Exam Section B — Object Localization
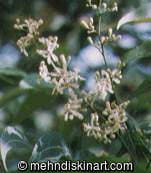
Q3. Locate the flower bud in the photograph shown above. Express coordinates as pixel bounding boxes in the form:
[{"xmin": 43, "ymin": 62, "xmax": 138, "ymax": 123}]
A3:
[
  {"xmin": 102, "ymin": 3, "xmax": 107, "ymax": 9},
  {"xmin": 108, "ymin": 28, "xmax": 113, "ymax": 38},
  {"xmin": 87, "ymin": 36, "xmax": 94, "ymax": 44},
  {"xmin": 81, "ymin": 20, "xmax": 89, "ymax": 29}
]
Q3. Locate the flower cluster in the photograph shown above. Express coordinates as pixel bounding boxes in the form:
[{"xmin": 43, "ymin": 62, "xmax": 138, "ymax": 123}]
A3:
[
  {"xmin": 86, "ymin": 0, "xmax": 118, "ymax": 12},
  {"xmin": 82, "ymin": 0, "xmax": 121, "ymax": 46},
  {"xmin": 14, "ymin": 18, "xmax": 43, "ymax": 56},
  {"xmin": 81, "ymin": 17, "xmax": 96, "ymax": 34},
  {"xmin": 103, "ymin": 101, "xmax": 129, "ymax": 134},
  {"xmin": 37, "ymin": 36, "xmax": 59, "ymax": 66},
  {"xmin": 83, "ymin": 101, "xmax": 129, "ymax": 143},
  {"xmin": 15, "ymin": 18, "xmax": 85, "ymax": 122},
  {"xmin": 93, "ymin": 69, "xmax": 122, "ymax": 100},
  {"xmin": 35, "ymin": 28, "xmax": 86, "ymax": 119},
  {"xmin": 15, "ymin": 0, "xmax": 130, "ymax": 144},
  {"xmin": 81, "ymin": 0, "xmax": 130, "ymax": 143},
  {"xmin": 100, "ymin": 28, "xmax": 122, "ymax": 44},
  {"xmin": 83, "ymin": 112, "xmax": 101, "ymax": 139},
  {"xmin": 83, "ymin": 68, "xmax": 122, "ymax": 102},
  {"xmin": 39, "ymin": 61, "xmax": 51, "ymax": 83},
  {"xmin": 63, "ymin": 91, "xmax": 84, "ymax": 121},
  {"xmin": 50, "ymin": 65, "xmax": 84, "ymax": 95},
  {"xmin": 37, "ymin": 36, "xmax": 84, "ymax": 94}
]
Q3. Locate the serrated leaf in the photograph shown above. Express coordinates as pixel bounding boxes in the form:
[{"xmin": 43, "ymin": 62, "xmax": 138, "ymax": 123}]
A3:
[
  {"xmin": 20, "ymin": 73, "xmax": 53, "ymax": 90},
  {"xmin": 123, "ymin": 41, "xmax": 151, "ymax": 64},
  {"xmin": 0, "ymin": 88, "xmax": 30, "ymax": 108},
  {"xmin": 0, "ymin": 126, "xmax": 29, "ymax": 172},
  {"xmin": 117, "ymin": 3, "xmax": 151, "ymax": 30},
  {"xmin": 30, "ymin": 133, "xmax": 71, "ymax": 162},
  {"xmin": 0, "ymin": 67, "xmax": 26, "ymax": 78},
  {"xmin": 132, "ymin": 78, "xmax": 151, "ymax": 98},
  {"xmin": 117, "ymin": 16, "xmax": 151, "ymax": 30},
  {"xmin": 12, "ymin": 89, "xmax": 55, "ymax": 123},
  {"xmin": 0, "ymin": 73, "xmax": 53, "ymax": 109}
]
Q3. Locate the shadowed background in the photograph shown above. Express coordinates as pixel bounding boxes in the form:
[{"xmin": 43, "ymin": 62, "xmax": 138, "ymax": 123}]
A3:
[{"xmin": 0, "ymin": 0, "xmax": 151, "ymax": 172}]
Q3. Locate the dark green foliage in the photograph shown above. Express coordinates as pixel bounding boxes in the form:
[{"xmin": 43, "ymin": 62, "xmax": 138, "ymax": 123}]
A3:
[{"xmin": 0, "ymin": 0, "xmax": 151, "ymax": 172}]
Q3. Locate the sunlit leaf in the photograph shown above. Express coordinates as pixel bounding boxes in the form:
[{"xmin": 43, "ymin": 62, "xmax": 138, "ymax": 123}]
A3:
[
  {"xmin": 117, "ymin": 3, "xmax": 151, "ymax": 30},
  {"xmin": 20, "ymin": 73, "xmax": 53, "ymax": 90},
  {"xmin": 132, "ymin": 78, "xmax": 151, "ymax": 98},
  {"xmin": 117, "ymin": 16, "xmax": 151, "ymax": 30},
  {"xmin": 0, "ymin": 67, "xmax": 26, "ymax": 78},
  {"xmin": 123, "ymin": 41, "xmax": 151, "ymax": 64},
  {"xmin": 30, "ymin": 133, "xmax": 71, "ymax": 162},
  {"xmin": 0, "ymin": 88, "xmax": 30, "ymax": 108},
  {"xmin": 0, "ymin": 126, "xmax": 30, "ymax": 172},
  {"xmin": 12, "ymin": 89, "xmax": 56, "ymax": 123}
]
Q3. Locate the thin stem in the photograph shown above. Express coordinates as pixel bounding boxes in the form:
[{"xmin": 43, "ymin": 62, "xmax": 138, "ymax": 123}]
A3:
[
  {"xmin": 95, "ymin": 1, "xmax": 149, "ymax": 165},
  {"xmin": 118, "ymin": 132, "xmax": 136, "ymax": 163},
  {"xmin": 98, "ymin": 16, "xmax": 108, "ymax": 68},
  {"xmin": 98, "ymin": 37, "xmax": 120, "ymax": 103},
  {"xmin": 98, "ymin": 16, "xmax": 101, "ymax": 36},
  {"xmin": 97, "ymin": 14, "xmax": 121, "ymax": 104},
  {"xmin": 97, "ymin": 14, "xmax": 107, "ymax": 67},
  {"xmin": 100, "ymin": 43, "xmax": 108, "ymax": 68},
  {"xmin": 99, "ymin": 0, "xmax": 102, "ymax": 7}
]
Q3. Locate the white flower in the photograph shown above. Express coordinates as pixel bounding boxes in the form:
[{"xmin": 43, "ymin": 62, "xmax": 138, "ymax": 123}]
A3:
[
  {"xmin": 16, "ymin": 34, "xmax": 33, "ymax": 56},
  {"xmin": 37, "ymin": 36, "xmax": 59, "ymax": 65},
  {"xmin": 51, "ymin": 66, "xmax": 84, "ymax": 95},
  {"xmin": 92, "ymin": 70, "xmax": 113, "ymax": 100},
  {"xmin": 14, "ymin": 18, "xmax": 43, "ymax": 56},
  {"xmin": 107, "ymin": 68, "xmax": 122, "ymax": 84},
  {"xmin": 14, "ymin": 18, "xmax": 43, "ymax": 35},
  {"xmin": 83, "ymin": 101, "xmax": 129, "ymax": 143},
  {"xmin": 38, "ymin": 52, "xmax": 84, "ymax": 94},
  {"xmin": 103, "ymin": 101, "xmax": 129, "ymax": 133},
  {"xmin": 39, "ymin": 61, "xmax": 51, "ymax": 82},
  {"xmin": 81, "ymin": 17, "xmax": 96, "ymax": 34},
  {"xmin": 63, "ymin": 92, "xmax": 83, "ymax": 121},
  {"xmin": 49, "ymin": 54, "xmax": 84, "ymax": 94},
  {"xmin": 91, "ymin": 68, "xmax": 122, "ymax": 100},
  {"xmin": 83, "ymin": 113, "xmax": 102, "ymax": 140},
  {"xmin": 24, "ymin": 18, "xmax": 43, "ymax": 35}
]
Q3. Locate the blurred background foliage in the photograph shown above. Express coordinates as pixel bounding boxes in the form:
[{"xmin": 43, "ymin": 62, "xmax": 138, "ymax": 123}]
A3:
[{"xmin": 1, "ymin": 0, "xmax": 151, "ymax": 172}]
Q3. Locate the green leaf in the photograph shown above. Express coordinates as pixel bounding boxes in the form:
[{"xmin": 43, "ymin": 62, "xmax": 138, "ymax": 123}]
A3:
[
  {"xmin": 0, "ymin": 68, "xmax": 26, "ymax": 85},
  {"xmin": 0, "ymin": 67, "xmax": 26, "ymax": 78},
  {"xmin": 117, "ymin": 16, "xmax": 151, "ymax": 30},
  {"xmin": 30, "ymin": 133, "xmax": 71, "ymax": 162},
  {"xmin": 0, "ymin": 88, "xmax": 31, "ymax": 108},
  {"xmin": 0, "ymin": 75, "xmax": 18, "ymax": 85},
  {"xmin": 117, "ymin": 3, "xmax": 151, "ymax": 30},
  {"xmin": 0, "ymin": 73, "xmax": 56, "ymax": 123},
  {"xmin": 123, "ymin": 41, "xmax": 151, "ymax": 64},
  {"xmin": 12, "ymin": 89, "xmax": 54, "ymax": 124},
  {"xmin": 0, "ymin": 126, "xmax": 30, "ymax": 172},
  {"xmin": 20, "ymin": 73, "xmax": 54, "ymax": 90},
  {"xmin": 0, "ymin": 73, "xmax": 53, "ymax": 109},
  {"xmin": 132, "ymin": 78, "xmax": 151, "ymax": 98}
]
